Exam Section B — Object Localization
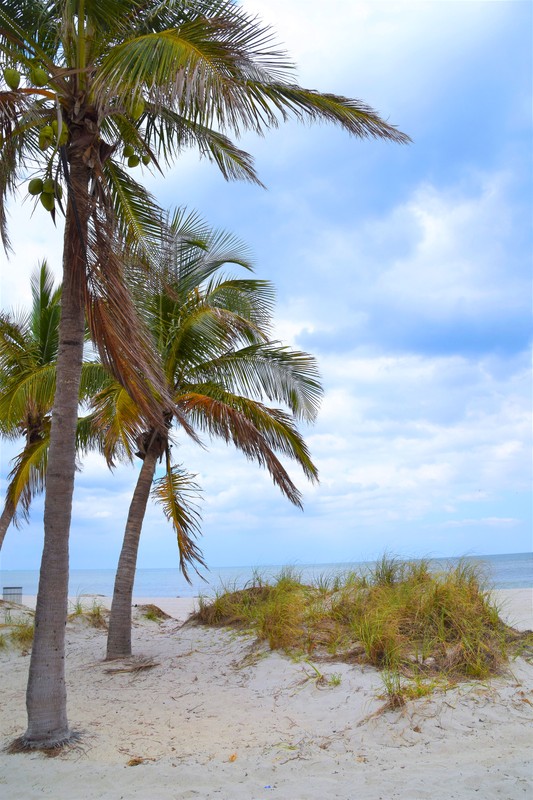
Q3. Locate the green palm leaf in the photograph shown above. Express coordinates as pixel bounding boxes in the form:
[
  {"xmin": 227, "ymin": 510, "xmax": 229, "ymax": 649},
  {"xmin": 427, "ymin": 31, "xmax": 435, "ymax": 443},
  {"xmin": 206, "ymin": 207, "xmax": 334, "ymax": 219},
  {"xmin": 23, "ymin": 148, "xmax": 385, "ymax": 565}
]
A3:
[{"xmin": 151, "ymin": 456, "xmax": 204, "ymax": 582}]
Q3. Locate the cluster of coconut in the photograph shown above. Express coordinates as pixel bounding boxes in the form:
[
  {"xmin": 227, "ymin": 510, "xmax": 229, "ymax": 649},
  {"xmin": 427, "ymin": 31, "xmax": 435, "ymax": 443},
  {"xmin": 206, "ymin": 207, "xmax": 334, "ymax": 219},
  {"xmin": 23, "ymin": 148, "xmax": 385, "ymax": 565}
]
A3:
[
  {"xmin": 28, "ymin": 177, "xmax": 62, "ymax": 212},
  {"xmin": 39, "ymin": 119, "xmax": 68, "ymax": 150},
  {"xmin": 123, "ymin": 144, "xmax": 151, "ymax": 168},
  {"xmin": 3, "ymin": 63, "xmax": 48, "ymax": 90}
]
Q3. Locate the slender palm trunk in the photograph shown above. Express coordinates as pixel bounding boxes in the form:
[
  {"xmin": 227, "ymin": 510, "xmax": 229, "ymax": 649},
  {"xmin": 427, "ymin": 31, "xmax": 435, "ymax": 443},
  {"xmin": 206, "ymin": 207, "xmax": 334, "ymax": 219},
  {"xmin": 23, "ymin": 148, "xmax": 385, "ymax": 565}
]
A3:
[
  {"xmin": 0, "ymin": 500, "xmax": 14, "ymax": 550},
  {"xmin": 23, "ymin": 157, "xmax": 88, "ymax": 748},
  {"xmin": 106, "ymin": 449, "xmax": 158, "ymax": 660}
]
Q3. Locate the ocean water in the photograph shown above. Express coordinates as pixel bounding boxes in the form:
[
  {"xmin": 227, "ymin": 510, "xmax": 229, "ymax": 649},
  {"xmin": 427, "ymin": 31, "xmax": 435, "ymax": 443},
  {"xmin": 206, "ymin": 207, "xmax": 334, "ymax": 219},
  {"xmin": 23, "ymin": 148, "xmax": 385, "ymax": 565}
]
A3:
[{"xmin": 1, "ymin": 551, "xmax": 531, "ymax": 598}]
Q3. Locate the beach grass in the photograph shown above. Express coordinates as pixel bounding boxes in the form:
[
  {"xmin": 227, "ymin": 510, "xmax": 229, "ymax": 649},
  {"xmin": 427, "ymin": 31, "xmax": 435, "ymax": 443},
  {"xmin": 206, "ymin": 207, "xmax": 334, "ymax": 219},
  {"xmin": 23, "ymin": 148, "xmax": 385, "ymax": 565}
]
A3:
[
  {"xmin": 193, "ymin": 557, "xmax": 531, "ymax": 689},
  {"xmin": 8, "ymin": 619, "xmax": 35, "ymax": 647},
  {"xmin": 67, "ymin": 599, "xmax": 108, "ymax": 629}
]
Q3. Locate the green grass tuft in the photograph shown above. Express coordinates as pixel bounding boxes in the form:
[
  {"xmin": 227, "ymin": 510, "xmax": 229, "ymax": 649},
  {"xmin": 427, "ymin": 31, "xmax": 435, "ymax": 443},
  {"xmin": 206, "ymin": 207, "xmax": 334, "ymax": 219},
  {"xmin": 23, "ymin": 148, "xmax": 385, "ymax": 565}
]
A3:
[{"xmin": 193, "ymin": 557, "xmax": 528, "ymax": 694}]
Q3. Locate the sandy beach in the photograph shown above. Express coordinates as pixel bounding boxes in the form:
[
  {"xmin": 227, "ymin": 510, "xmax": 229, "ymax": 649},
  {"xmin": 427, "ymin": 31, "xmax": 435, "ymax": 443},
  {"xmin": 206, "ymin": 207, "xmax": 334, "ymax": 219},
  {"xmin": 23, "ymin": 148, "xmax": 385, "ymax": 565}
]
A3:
[{"xmin": 1, "ymin": 589, "xmax": 531, "ymax": 799}]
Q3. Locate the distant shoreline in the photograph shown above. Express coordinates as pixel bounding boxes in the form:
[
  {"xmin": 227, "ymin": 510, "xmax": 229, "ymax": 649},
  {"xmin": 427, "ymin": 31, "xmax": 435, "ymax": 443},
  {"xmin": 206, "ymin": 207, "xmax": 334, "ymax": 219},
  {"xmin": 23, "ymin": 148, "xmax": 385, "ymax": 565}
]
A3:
[{"xmin": 2, "ymin": 552, "xmax": 532, "ymax": 597}]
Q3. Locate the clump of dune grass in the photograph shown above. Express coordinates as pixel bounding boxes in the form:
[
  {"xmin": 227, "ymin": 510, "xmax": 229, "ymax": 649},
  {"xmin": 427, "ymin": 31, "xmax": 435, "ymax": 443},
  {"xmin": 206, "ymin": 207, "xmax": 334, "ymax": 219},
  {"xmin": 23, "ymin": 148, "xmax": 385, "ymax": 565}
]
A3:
[
  {"xmin": 9, "ymin": 619, "xmax": 35, "ymax": 647},
  {"xmin": 68, "ymin": 600, "xmax": 108, "ymax": 629},
  {"xmin": 137, "ymin": 604, "xmax": 171, "ymax": 622},
  {"xmin": 192, "ymin": 557, "xmax": 531, "ymax": 691}
]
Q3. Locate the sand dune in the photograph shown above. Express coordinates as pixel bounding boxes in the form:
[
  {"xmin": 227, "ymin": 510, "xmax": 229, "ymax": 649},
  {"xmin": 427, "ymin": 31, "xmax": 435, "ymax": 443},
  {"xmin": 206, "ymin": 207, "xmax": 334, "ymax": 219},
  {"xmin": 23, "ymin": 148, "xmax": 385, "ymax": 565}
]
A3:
[{"xmin": 1, "ymin": 589, "xmax": 531, "ymax": 799}]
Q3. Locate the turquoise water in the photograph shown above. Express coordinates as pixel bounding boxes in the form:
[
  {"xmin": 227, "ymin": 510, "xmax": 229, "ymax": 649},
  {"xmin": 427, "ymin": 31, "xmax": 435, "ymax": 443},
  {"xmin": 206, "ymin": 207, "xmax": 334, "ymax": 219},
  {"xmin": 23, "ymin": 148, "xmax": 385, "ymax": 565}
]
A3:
[{"xmin": 1, "ymin": 552, "xmax": 531, "ymax": 598}]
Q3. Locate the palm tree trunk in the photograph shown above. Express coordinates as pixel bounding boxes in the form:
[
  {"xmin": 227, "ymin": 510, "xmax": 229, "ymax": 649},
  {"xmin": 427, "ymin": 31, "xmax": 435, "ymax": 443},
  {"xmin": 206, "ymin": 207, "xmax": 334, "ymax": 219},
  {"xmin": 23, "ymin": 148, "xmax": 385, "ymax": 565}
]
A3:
[
  {"xmin": 106, "ymin": 448, "xmax": 158, "ymax": 660},
  {"xmin": 22, "ymin": 156, "xmax": 89, "ymax": 748},
  {"xmin": 0, "ymin": 499, "xmax": 14, "ymax": 551}
]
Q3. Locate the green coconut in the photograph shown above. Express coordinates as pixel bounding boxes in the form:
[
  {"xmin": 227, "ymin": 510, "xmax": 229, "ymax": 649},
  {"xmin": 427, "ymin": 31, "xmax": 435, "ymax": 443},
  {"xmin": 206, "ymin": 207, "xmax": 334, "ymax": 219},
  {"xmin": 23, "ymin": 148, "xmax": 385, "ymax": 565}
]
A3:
[
  {"xmin": 39, "ymin": 126, "xmax": 54, "ymax": 150},
  {"xmin": 123, "ymin": 144, "xmax": 135, "ymax": 158},
  {"xmin": 42, "ymin": 177, "xmax": 56, "ymax": 193},
  {"xmin": 141, "ymin": 154, "xmax": 151, "ymax": 165},
  {"xmin": 3, "ymin": 68, "xmax": 20, "ymax": 90},
  {"xmin": 28, "ymin": 178, "xmax": 44, "ymax": 196},
  {"xmin": 40, "ymin": 192, "xmax": 55, "ymax": 212},
  {"xmin": 128, "ymin": 154, "xmax": 140, "ymax": 168},
  {"xmin": 29, "ymin": 66, "xmax": 48, "ymax": 86}
]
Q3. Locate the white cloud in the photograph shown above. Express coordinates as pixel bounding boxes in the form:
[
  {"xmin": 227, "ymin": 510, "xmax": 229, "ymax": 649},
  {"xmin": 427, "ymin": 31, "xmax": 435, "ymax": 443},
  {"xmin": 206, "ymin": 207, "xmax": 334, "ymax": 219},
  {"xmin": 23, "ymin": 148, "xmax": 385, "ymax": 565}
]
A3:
[{"xmin": 441, "ymin": 518, "xmax": 520, "ymax": 529}]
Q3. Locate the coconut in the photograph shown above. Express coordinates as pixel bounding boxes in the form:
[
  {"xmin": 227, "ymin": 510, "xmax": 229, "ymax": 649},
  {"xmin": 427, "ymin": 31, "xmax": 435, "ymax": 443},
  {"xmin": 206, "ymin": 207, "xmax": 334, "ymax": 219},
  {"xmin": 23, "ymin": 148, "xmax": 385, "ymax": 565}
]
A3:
[
  {"xmin": 123, "ymin": 144, "xmax": 135, "ymax": 158},
  {"xmin": 142, "ymin": 154, "xmax": 151, "ymax": 165},
  {"xmin": 39, "ymin": 126, "xmax": 54, "ymax": 150},
  {"xmin": 29, "ymin": 67, "xmax": 48, "ymax": 87},
  {"xmin": 28, "ymin": 178, "xmax": 44, "ymax": 196},
  {"xmin": 40, "ymin": 192, "xmax": 55, "ymax": 212},
  {"xmin": 42, "ymin": 177, "xmax": 55, "ymax": 194},
  {"xmin": 3, "ymin": 68, "xmax": 20, "ymax": 90},
  {"xmin": 128, "ymin": 155, "xmax": 140, "ymax": 168}
]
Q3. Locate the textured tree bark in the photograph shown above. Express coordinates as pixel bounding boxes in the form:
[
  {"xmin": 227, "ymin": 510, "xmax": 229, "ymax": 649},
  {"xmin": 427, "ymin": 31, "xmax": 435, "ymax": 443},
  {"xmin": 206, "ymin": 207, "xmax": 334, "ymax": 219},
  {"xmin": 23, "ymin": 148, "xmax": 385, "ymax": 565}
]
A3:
[
  {"xmin": 23, "ymin": 155, "xmax": 88, "ymax": 747},
  {"xmin": 106, "ymin": 448, "xmax": 159, "ymax": 660}
]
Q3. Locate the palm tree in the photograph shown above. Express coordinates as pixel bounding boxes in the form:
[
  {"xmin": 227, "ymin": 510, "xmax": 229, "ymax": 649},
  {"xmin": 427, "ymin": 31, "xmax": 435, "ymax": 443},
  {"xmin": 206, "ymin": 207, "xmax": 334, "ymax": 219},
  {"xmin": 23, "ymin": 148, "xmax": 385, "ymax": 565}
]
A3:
[
  {"xmin": 0, "ymin": 261, "xmax": 102, "ymax": 550},
  {"xmin": 1, "ymin": 0, "xmax": 409, "ymax": 749},
  {"xmin": 94, "ymin": 210, "xmax": 322, "ymax": 659},
  {"xmin": 0, "ymin": 262, "xmax": 59, "ymax": 550}
]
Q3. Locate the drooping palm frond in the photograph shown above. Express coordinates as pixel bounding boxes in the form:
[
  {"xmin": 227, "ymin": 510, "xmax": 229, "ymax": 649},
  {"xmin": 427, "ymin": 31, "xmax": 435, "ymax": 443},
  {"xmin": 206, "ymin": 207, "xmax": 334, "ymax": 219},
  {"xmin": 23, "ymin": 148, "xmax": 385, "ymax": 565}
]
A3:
[
  {"xmin": 177, "ymin": 387, "xmax": 318, "ymax": 484},
  {"xmin": 83, "ymin": 201, "xmax": 174, "ymax": 433},
  {"xmin": 175, "ymin": 391, "xmax": 304, "ymax": 507},
  {"xmin": 141, "ymin": 106, "xmax": 264, "ymax": 184},
  {"xmin": 151, "ymin": 455, "xmax": 204, "ymax": 582},
  {"xmin": 3, "ymin": 426, "xmax": 49, "ymax": 527},
  {"xmin": 101, "ymin": 159, "xmax": 165, "ymax": 256}
]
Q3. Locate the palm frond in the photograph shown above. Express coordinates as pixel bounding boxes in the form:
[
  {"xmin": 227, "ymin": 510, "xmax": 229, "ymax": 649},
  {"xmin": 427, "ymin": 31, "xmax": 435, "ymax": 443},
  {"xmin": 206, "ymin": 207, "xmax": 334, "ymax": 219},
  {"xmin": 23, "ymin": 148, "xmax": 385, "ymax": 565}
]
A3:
[
  {"xmin": 151, "ymin": 456, "xmax": 205, "ymax": 582},
  {"xmin": 190, "ymin": 342, "xmax": 322, "ymax": 422},
  {"xmin": 0, "ymin": 362, "xmax": 56, "ymax": 431},
  {"xmin": 87, "ymin": 380, "xmax": 143, "ymax": 465},
  {"xmin": 101, "ymin": 158, "xmax": 165, "ymax": 256},
  {"xmin": 178, "ymin": 387, "xmax": 318, "ymax": 484},
  {"xmin": 176, "ymin": 391, "xmax": 307, "ymax": 506},
  {"xmin": 3, "ymin": 428, "xmax": 49, "ymax": 527}
]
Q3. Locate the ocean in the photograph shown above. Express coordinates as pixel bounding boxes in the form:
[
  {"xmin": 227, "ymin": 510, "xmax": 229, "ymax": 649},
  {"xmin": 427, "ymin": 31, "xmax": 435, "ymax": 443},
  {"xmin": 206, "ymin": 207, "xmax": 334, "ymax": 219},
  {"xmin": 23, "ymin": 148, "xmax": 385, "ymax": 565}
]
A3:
[{"xmin": 1, "ymin": 551, "xmax": 531, "ymax": 599}]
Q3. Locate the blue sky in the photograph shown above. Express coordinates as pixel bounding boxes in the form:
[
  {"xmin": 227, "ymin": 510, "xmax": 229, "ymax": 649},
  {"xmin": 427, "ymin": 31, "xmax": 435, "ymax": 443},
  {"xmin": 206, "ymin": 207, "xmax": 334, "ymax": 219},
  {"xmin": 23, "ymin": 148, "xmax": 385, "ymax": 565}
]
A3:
[{"xmin": 0, "ymin": 0, "xmax": 531, "ymax": 572}]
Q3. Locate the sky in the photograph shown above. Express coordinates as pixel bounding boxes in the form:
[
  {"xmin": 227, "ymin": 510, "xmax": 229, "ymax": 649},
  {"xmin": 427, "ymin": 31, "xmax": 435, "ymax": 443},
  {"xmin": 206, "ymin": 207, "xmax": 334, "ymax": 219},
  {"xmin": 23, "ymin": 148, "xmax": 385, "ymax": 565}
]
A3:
[{"xmin": 0, "ymin": 0, "xmax": 531, "ymax": 573}]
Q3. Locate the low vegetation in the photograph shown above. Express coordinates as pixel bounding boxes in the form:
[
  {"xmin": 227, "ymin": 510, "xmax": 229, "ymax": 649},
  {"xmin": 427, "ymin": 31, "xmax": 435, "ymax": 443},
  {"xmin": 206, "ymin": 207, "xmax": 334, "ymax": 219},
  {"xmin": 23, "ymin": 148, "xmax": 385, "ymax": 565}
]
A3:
[
  {"xmin": 0, "ymin": 602, "xmax": 35, "ymax": 648},
  {"xmin": 136, "ymin": 604, "xmax": 172, "ymax": 623},
  {"xmin": 68, "ymin": 598, "xmax": 108, "ymax": 629},
  {"xmin": 193, "ymin": 558, "xmax": 531, "ymax": 699}
]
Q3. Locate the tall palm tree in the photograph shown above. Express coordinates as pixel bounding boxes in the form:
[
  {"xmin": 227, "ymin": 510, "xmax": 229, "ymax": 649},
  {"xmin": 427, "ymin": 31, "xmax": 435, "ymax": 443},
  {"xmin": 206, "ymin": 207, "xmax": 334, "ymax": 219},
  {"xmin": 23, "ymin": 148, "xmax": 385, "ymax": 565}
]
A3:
[
  {"xmin": 94, "ymin": 210, "xmax": 322, "ymax": 659},
  {"xmin": 0, "ymin": 0, "xmax": 408, "ymax": 749}
]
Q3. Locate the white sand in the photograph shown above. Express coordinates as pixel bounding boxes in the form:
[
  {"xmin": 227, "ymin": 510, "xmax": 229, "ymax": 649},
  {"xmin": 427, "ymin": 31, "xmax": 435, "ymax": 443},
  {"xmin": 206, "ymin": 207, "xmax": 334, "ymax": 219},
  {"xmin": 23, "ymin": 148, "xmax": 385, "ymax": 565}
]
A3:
[{"xmin": 1, "ymin": 589, "xmax": 531, "ymax": 799}]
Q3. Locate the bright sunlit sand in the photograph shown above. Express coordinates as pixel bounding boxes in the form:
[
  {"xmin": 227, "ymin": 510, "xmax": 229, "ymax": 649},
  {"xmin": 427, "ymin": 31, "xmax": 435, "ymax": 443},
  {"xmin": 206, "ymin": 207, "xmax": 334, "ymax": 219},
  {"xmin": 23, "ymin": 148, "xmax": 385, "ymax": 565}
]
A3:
[{"xmin": 1, "ymin": 588, "xmax": 531, "ymax": 799}]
